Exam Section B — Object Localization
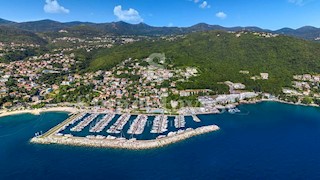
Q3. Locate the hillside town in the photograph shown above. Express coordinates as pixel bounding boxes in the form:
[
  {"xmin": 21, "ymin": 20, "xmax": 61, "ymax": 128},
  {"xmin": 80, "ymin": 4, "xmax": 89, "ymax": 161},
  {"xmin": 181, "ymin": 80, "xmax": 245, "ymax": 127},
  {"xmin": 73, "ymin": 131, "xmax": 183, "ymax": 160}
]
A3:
[
  {"xmin": 0, "ymin": 47, "xmax": 204, "ymax": 113},
  {"xmin": 1, "ymin": 30, "xmax": 320, "ymax": 115},
  {"xmin": 48, "ymin": 32, "xmax": 143, "ymax": 51},
  {"xmin": 1, "ymin": 42, "xmax": 320, "ymax": 115},
  {"xmin": 282, "ymin": 74, "xmax": 320, "ymax": 104},
  {"xmin": 0, "ymin": 42, "xmax": 265, "ymax": 115}
]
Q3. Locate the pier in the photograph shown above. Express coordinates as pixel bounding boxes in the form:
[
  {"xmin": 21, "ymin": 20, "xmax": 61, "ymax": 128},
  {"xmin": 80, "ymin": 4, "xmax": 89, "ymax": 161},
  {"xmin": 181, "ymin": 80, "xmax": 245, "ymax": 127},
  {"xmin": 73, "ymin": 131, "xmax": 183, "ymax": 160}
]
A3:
[
  {"xmin": 174, "ymin": 115, "xmax": 186, "ymax": 129},
  {"xmin": 89, "ymin": 114, "xmax": 115, "ymax": 133},
  {"xmin": 107, "ymin": 114, "xmax": 131, "ymax": 134},
  {"xmin": 192, "ymin": 115, "xmax": 201, "ymax": 123},
  {"xmin": 58, "ymin": 113, "xmax": 87, "ymax": 132},
  {"xmin": 127, "ymin": 115, "xmax": 148, "ymax": 135},
  {"xmin": 70, "ymin": 114, "xmax": 99, "ymax": 132},
  {"xmin": 151, "ymin": 115, "xmax": 168, "ymax": 134},
  {"xmin": 41, "ymin": 113, "xmax": 85, "ymax": 138}
]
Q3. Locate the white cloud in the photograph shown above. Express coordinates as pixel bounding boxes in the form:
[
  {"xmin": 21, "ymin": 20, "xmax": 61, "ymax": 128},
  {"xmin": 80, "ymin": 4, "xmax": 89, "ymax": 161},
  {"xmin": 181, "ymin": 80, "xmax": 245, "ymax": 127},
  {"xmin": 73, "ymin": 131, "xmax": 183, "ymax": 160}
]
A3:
[
  {"xmin": 199, "ymin": 1, "xmax": 211, "ymax": 9},
  {"xmin": 288, "ymin": 0, "xmax": 314, "ymax": 5},
  {"xmin": 44, "ymin": 0, "xmax": 70, "ymax": 14},
  {"xmin": 288, "ymin": 0, "xmax": 304, "ymax": 5},
  {"xmin": 216, "ymin": 12, "xmax": 227, "ymax": 19},
  {"xmin": 191, "ymin": 0, "xmax": 211, "ymax": 9},
  {"xmin": 113, "ymin": 5, "xmax": 143, "ymax": 24}
]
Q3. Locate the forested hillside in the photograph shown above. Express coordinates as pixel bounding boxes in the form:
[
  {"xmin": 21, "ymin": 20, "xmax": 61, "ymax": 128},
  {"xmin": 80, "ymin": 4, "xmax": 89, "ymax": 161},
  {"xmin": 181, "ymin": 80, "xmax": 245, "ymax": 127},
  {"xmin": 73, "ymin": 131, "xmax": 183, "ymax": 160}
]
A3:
[
  {"xmin": 0, "ymin": 26, "xmax": 47, "ymax": 45},
  {"xmin": 89, "ymin": 31, "xmax": 320, "ymax": 94}
]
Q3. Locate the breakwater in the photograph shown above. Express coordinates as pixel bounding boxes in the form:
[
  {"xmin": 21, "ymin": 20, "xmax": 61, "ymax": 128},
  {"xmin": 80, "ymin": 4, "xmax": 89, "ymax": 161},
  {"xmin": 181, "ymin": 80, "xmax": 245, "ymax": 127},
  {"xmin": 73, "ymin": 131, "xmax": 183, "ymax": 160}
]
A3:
[{"xmin": 31, "ymin": 125, "xmax": 220, "ymax": 150}]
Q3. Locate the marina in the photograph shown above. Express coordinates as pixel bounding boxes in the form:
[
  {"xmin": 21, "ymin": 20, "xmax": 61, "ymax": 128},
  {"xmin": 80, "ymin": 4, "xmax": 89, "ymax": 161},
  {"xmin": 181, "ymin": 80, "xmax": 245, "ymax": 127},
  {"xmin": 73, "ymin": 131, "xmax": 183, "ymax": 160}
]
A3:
[
  {"xmin": 174, "ymin": 115, "xmax": 186, "ymax": 129},
  {"xmin": 58, "ymin": 113, "xmax": 87, "ymax": 132},
  {"xmin": 89, "ymin": 114, "xmax": 115, "ymax": 133},
  {"xmin": 3, "ymin": 102, "xmax": 320, "ymax": 179},
  {"xmin": 70, "ymin": 114, "xmax": 99, "ymax": 132},
  {"xmin": 107, "ymin": 114, "xmax": 131, "ymax": 134},
  {"xmin": 31, "ymin": 125, "xmax": 220, "ymax": 150},
  {"xmin": 151, "ymin": 115, "xmax": 168, "ymax": 134},
  {"xmin": 127, "ymin": 115, "xmax": 148, "ymax": 135},
  {"xmin": 30, "ymin": 111, "xmax": 220, "ymax": 149}
]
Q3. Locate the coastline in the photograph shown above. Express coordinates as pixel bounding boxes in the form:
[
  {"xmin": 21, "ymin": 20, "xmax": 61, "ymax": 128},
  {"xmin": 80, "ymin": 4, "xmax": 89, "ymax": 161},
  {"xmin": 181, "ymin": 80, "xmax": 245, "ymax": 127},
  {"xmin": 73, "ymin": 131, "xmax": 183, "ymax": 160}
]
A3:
[
  {"xmin": 0, "ymin": 107, "xmax": 79, "ymax": 118},
  {"xmin": 0, "ymin": 99, "xmax": 318, "ymax": 119},
  {"xmin": 31, "ymin": 125, "xmax": 220, "ymax": 150},
  {"xmin": 27, "ymin": 100, "xmax": 318, "ymax": 150},
  {"xmin": 245, "ymin": 99, "xmax": 320, "ymax": 108}
]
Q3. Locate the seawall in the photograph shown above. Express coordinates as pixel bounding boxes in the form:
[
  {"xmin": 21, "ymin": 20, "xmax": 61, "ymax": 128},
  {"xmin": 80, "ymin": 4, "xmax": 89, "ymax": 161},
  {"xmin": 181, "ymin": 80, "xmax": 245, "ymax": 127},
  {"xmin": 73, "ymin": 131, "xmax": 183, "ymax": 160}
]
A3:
[{"xmin": 31, "ymin": 125, "xmax": 220, "ymax": 150}]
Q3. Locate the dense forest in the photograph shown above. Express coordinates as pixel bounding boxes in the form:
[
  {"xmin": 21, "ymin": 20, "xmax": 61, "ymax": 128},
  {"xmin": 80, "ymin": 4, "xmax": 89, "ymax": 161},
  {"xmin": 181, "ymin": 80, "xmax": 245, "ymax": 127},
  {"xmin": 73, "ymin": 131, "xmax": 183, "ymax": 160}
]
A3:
[
  {"xmin": 87, "ymin": 31, "xmax": 320, "ymax": 94},
  {"xmin": 0, "ymin": 26, "xmax": 47, "ymax": 45}
]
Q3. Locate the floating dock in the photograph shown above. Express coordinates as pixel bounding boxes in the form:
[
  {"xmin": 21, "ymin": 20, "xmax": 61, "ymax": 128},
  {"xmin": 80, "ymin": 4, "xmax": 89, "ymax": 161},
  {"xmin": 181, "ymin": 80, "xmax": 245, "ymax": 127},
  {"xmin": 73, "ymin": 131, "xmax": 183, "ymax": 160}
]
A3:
[
  {"xmin": 89, "ymin": 114, "xmax": 115, "ymax": 133},
  {"xmin": 70, "ymin": 114, "xmax": 99, "ymax": 132},
  {"xmin": 127, "ymin": 115, "xmax": 148, "ymax": 135},
  {"xmin": 151, "ymin": 115, "xmax": 168, "ymax": 134},
  {"xmin": 107, "ymin": 114, "xmax": 131, "ymax": 134},
  {"xmin": 174, "ymin": 115, "xmax": 186, "ymax": 128}
]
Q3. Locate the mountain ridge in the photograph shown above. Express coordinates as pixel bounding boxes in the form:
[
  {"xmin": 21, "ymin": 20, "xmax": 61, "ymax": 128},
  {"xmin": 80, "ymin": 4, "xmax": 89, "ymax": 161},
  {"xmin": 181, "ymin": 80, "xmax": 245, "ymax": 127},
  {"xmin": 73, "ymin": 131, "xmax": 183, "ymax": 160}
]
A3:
[{"xmin": 0, "ymin": 18, "xmax": 320, "ymax": 40}]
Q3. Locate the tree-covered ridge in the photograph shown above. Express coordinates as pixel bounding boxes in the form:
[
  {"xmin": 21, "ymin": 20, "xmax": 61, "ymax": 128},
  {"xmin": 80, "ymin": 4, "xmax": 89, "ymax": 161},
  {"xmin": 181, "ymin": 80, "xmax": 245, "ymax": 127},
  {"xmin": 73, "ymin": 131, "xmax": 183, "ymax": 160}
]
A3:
[
  {"xmin": 0, "ymin": 26, "xmax": 47, "ymax": 45},
  {"xmin": 1, "ymin": 18, "xmax": 320, "ymax": 40},
  {"xmin": 89, "ymin": 31, "xmax": 320, "ymax": 94}
]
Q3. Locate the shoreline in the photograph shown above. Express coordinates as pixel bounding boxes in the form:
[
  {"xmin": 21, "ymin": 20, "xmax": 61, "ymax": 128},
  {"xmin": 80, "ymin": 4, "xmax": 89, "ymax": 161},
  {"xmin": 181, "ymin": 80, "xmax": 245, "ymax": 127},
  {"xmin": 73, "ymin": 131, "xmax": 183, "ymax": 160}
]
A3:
[
  {"xmin": 0, "ymin": 107, "xmax": 79, "ymax": 118},
  {"xmin": 30, "ymin": 125, "xmax": 220, "ymax": 150},
  {"xmin": 260, "ymin": 99, "xmax": 319, "ymax": 108},
  {"xmin": 27, "ymin": 100, "xmax": 317, "ymax": 150},
  {"xmin": 0, "ymin": 99, "xmax": 318, "ymax": 119},
  {"xmin": 241, "ymin": 99, "xmax": 320, "ymax": 108}
]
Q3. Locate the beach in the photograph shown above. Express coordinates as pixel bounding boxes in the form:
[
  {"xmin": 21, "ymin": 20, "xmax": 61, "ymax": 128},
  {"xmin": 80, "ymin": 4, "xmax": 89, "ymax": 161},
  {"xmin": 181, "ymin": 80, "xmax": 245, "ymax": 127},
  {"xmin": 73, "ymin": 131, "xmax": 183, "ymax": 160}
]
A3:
[{"xmin": 0, "ymin": 107, "xmax": 79, "ymax": 118}]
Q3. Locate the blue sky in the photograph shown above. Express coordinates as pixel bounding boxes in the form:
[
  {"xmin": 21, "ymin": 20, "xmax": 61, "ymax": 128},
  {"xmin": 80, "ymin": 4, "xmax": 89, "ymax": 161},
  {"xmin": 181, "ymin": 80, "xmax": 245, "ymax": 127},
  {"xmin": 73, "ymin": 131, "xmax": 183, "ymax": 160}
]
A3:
[{"xmin": 0, "ymin": 0, "xmax": 319, "ymax": 30}]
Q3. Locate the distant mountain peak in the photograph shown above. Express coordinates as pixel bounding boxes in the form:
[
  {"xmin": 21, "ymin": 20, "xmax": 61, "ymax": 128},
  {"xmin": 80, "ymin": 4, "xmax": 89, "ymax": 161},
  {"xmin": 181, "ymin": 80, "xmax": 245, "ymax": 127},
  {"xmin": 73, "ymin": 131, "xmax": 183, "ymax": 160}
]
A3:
[
  {"xmin": 114, "ymin": 21, "xmax": 130, "ymax": 25},
  {"xmin": 297, "ymin": 26, "xmax": 318, "ymax": 31},
  {"xmin": 191, "ymin": 23, "xmax": 211, "ymax": 28},
  {"xmin": 194, "ymin": 23, "xmax": 209, "ymax": 26},
  {"xmin": 25, "ymin": 19, "xmax": 60, "ymax": 23}
]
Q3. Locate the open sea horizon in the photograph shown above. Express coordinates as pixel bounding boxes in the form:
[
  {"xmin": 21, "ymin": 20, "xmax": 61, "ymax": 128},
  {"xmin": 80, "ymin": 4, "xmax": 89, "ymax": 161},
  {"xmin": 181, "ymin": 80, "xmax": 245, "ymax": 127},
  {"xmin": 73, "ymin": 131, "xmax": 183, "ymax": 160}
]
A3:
[{"xmin": 1, "ymin": 102, "xmax": 320, "ymax": 179}]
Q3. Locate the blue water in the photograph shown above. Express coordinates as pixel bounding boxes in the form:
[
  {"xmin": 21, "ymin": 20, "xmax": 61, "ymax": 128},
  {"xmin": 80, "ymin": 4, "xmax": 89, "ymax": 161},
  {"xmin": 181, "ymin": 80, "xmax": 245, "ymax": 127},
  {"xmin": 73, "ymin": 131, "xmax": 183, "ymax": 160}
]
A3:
[
  {"xmin": 61, "ymin": 114, "xmax": 206, "ymax": 140},
  {"xmin": 1, "ymin": 102, "xmax": 320, "ymax": 179},
  {"xmin": 62, "ymin": 113, "xmax": 205, "ymax": 140}
]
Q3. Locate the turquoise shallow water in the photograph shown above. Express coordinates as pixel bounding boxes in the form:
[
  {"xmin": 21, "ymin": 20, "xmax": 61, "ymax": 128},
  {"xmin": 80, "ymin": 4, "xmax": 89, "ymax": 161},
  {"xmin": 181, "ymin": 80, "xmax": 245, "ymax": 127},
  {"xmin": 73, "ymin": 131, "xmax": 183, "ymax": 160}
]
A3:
[{"xmin": 1, "ymin": 102, "xmax": 320, "ymax": 179}]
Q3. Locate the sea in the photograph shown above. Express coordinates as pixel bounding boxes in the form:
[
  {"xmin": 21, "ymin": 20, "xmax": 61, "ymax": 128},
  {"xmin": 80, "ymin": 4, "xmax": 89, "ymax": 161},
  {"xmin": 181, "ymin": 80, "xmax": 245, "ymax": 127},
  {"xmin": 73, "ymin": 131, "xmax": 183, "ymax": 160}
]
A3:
[{"xmin": 0, "ymin": 102, "xmax": 320, "ymax": 179}]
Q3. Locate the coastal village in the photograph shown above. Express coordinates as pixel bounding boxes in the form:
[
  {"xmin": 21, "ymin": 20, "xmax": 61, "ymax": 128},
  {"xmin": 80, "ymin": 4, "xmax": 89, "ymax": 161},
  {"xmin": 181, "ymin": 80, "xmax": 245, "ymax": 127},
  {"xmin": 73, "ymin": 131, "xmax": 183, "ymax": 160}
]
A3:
[
  {"xmin": 2, "ymin": 1, "xmax": 320, "ymax": 178},
  {"xmin": 282, "ymin": 74, "xmax": 320, "ymax": 104},
  {"xmin": 1, "ymin": 26, "xmax": 320, "ymax": 151},
  {"xmin": 2, "ymin": 31, "xmax": 319, "ymax": 150},
  {"xmin": 0, "ymin": 44, "xmax": 264, "ymax": 116},
  {"xmin": 1, "ymin": 32, "xmax": 320, "ymax": 117}
]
